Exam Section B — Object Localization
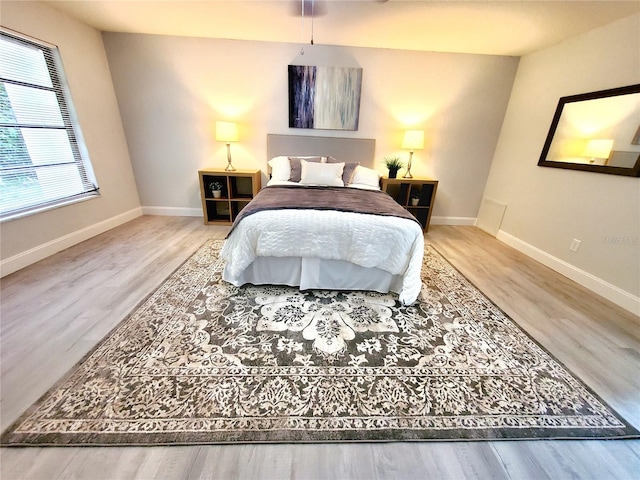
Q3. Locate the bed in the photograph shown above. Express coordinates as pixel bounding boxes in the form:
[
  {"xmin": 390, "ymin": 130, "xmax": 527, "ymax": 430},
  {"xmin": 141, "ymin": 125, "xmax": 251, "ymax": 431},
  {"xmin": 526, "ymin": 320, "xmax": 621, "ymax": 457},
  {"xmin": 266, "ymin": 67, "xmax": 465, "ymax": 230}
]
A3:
[{"xmin": 220, "ymin": 134, "xmax": 425, "ymax": 305}]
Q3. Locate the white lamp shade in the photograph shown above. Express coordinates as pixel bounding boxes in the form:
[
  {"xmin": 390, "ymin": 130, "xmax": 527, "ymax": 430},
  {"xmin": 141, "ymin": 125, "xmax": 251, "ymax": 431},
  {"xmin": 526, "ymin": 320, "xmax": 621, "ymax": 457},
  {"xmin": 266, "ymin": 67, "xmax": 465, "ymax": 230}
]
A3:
[
  {"xmin": 401, "ymin": 130, "xmax": 424, "ymax": 150},
  {"xmin": 582, "ymin": 139, "xmax": 613, "ymax": 159},
  {"xmin": 216, "ymin": 121, "xmax": 238, "ymax": 142}
]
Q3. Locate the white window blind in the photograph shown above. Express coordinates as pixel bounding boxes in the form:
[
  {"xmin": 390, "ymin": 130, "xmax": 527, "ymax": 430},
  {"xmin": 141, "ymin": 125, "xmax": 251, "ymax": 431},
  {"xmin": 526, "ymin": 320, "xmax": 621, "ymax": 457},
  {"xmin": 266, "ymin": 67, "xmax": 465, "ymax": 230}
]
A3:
[{"xmin": 0, "ymin": 30, "xmax": 98, "ymax": 221}]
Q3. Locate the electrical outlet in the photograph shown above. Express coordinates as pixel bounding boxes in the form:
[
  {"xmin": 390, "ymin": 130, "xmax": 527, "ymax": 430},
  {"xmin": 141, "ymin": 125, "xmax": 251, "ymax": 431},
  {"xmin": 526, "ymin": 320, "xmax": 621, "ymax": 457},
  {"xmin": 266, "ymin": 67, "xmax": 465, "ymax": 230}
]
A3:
[{"xmin": 570, "ymin": 239, "xmax": 581, "ymax": 252}]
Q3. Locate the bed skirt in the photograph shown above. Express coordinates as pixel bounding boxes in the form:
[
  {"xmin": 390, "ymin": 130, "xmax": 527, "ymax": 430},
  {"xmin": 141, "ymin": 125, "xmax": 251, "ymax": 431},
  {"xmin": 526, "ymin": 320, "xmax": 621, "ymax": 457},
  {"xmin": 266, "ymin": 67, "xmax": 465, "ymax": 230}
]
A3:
[{"xmin": 223, "ymin": 256, "xmax": 404, "ymax": 295}]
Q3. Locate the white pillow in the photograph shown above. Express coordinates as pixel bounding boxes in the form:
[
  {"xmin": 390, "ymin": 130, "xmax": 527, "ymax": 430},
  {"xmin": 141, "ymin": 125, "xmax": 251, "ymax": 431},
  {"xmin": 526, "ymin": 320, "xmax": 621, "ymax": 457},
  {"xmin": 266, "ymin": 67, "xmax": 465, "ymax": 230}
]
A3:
[
  {"xmin": 267, "ymin": 156, "xmax": 291, "ymax": 182},
  {"xmin": 350, "ymin": 165, "xmax": 381, "ymax": 189},
  {"xmin": 348, "ymin": 183, "xmax": 381, "ymax": 191},
  {"xmin": 266, "ymin": 179, "xmax": 302, "ymax": 187},
  {"xmin": 299, "ymin": 160, "xmax": 345, "ymax": 187}
]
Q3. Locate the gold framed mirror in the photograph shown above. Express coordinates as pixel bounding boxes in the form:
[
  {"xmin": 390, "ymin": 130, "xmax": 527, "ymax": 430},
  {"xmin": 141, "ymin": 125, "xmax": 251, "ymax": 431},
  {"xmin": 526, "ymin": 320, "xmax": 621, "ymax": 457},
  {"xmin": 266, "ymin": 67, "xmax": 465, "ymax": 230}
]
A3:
[{"xmin": 538, "ymin": 84, "xmax": 640, "ymax": 177}]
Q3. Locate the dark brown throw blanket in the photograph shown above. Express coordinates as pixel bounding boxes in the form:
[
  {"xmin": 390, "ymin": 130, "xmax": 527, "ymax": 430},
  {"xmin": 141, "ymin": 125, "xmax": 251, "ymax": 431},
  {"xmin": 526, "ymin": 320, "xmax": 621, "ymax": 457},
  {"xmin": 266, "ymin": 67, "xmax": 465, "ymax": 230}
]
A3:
[{"xmin": 228, "ymin": 185, "xmax": 419, "ymax": 237}]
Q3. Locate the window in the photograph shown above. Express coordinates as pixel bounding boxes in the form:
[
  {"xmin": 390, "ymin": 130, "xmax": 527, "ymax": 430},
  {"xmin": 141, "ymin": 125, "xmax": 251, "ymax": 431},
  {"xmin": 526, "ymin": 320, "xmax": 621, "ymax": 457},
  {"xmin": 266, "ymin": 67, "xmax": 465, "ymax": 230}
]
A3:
[{"xmin": 0, "ymin": 30, "xmax": 98, "ymax": 221}]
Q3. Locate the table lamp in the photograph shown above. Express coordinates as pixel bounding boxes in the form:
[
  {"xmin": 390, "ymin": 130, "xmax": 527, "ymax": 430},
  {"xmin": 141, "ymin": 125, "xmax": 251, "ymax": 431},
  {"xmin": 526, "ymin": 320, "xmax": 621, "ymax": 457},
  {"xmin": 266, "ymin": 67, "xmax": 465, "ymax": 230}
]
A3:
[
  {"xmin": 216, "ymin": 121, "xmax": 238, "ymax": 171},
  {"xmin": 582, "ymin": 139, "xmax": 613, "ymax": 164},
  {"xmin": 401, "ymin": 130, "xmax": 424, "ymax": 179}
]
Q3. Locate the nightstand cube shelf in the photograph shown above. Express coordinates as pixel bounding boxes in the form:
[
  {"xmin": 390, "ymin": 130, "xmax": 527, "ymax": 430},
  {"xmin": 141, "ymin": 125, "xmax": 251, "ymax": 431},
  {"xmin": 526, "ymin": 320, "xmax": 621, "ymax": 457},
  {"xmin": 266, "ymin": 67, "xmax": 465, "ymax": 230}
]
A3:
[
  {"xmin": 198, "ymin": 169, "xmax": 261, "ymax": 225},
  {"xmin": 381, "ymin": 177, "xmax": 438, "ymax": 232}
]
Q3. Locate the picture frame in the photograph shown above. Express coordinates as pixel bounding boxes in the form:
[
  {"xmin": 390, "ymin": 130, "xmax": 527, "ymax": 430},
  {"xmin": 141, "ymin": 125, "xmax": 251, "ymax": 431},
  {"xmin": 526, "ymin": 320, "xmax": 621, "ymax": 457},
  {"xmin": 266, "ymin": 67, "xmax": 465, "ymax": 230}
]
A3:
[{"xmin": 288, "ymin": 65, "xmax": 363, "ymax": 131}]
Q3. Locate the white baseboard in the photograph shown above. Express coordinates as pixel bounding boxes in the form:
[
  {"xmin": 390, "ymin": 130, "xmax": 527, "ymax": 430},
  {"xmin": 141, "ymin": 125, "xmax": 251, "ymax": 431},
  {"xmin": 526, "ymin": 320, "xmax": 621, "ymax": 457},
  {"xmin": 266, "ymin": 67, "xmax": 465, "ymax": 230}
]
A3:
[
  {"xmin": 143, "ymin": 209, "xmax": 472, "ymax": 225},
  {"xmin": 431, "ymin": 216, "xmax": 476, "ymax": 226},
  {"xmin": 1, "ymin": 207, "xmax": 143, "ymax": 278},
  {"xmin": 497, "ymin": 230, "xmax": 640, "ymax": 316},
  {"xmin": 142, "ymin": 206, "xmax": 202, "ymax": 217}
]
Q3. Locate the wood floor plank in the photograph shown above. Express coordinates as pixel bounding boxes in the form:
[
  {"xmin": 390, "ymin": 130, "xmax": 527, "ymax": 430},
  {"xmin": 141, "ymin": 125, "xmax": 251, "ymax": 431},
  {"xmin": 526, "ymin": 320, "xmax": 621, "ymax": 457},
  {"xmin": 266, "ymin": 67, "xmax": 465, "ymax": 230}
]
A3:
[
  {"xmin": 1, "ymin": 217, "xmax": 638, "ymax": 479},
  {"xmin": 0, "ymin": 447, "xmax": 78, "ymax": 480},
  {"xmin": 130, "ymin": 446, "xmax": 203, "ymax": 480},
  {"xmin": 235, "ymin": 444, "xmax": 294, "ymax": 480},
  {"xmin": 492, "ymin": 440, "xmax": 640, "ymax": 480},
  {"xmin": 369, "ymin": 443, "xmax": 431, "ymax": 480},
  {"xmin": 55, "ymin": 447, "xmax": 154, "ymax": 480},
  {"xmin": 183, "ymin": 445, "xmax": 241, "ymax": 480},
  {"xmin": 416, "ymin": 442, "xmax": 511, "ymax": 480},
  {"xmin": 290, "ymin": 444, "xmax": 379, "ymax": 480}
]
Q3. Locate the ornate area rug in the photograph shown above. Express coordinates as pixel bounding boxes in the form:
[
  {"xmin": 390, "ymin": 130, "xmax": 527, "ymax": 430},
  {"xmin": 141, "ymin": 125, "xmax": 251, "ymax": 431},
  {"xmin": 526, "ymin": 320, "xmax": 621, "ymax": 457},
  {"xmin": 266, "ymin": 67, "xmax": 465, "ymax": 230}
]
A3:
[{"xmin": 2, "ymin": 240, "xmax": 638, "ymax": 446}]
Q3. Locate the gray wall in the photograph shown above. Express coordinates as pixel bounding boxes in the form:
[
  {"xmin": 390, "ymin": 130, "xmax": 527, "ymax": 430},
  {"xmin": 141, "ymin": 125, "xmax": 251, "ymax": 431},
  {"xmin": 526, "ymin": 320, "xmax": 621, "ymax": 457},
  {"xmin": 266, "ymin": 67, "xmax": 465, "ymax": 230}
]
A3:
[
  {"xmin": 102, "ymin": 33, "xmax": 519, "ymax": 222},
  {"xmin": 482, "ymin": 14, "xmax": 640, "ymax": 308}
]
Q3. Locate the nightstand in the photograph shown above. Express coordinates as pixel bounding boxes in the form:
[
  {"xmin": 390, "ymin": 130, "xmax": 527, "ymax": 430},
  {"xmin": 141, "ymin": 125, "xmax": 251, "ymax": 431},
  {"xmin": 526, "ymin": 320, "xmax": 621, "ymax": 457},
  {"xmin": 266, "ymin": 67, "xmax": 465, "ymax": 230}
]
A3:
[
  {"xmin": 381, "ymin": 177, "xmax": 438, "ymax": 232},
  {"xmin": 198, "ymin": 169, "xmax": 261, "ymax": 225}
]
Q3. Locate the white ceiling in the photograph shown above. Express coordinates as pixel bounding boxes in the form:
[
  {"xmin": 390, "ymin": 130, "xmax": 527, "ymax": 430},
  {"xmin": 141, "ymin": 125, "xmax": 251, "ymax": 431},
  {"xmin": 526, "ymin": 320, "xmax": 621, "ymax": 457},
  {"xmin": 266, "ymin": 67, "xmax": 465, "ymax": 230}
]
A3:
[{"xmin": 43, "ymin": 0, "xmax": 640, "ymax": 56}]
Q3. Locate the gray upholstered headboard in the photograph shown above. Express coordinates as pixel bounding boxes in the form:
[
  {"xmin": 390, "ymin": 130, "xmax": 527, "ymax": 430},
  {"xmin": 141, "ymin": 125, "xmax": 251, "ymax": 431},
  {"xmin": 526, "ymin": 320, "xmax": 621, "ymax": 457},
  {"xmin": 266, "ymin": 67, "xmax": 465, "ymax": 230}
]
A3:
[{"xmin": 267, "ymin": 134, "xmax": 376, "ymax": 168}]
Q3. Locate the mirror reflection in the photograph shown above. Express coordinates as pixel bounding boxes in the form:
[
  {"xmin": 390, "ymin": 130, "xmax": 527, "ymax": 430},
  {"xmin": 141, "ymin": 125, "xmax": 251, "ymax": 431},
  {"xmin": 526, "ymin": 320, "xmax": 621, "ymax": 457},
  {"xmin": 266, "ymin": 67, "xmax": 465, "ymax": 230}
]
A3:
[{"xmin": 538, "ymin": 84, "xmax": 640, "ymax": 177}]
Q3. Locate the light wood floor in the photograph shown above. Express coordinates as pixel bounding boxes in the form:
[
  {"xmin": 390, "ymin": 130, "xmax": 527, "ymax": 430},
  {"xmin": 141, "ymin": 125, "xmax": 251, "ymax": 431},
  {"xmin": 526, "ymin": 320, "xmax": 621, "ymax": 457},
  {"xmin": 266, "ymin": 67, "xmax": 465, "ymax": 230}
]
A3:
[{"xmin": 1, "ymin": 216, "xmax": 639, "ymax": 480}]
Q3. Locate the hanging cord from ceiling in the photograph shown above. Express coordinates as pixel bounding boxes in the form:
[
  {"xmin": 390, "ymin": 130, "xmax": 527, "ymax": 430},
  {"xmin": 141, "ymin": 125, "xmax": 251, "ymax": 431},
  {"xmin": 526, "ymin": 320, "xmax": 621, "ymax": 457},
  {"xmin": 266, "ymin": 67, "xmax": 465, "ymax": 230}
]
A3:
[
  {"xmin": 310, "ymin": 0, "xmax": 314, "ymax": 45},
  {"xmin": 300, "ymin": 0, "xmax": 305, "ymax": 54},
  {"xmin": 300, "ymin": 0, "xmax": 316, "ymax": 55}
]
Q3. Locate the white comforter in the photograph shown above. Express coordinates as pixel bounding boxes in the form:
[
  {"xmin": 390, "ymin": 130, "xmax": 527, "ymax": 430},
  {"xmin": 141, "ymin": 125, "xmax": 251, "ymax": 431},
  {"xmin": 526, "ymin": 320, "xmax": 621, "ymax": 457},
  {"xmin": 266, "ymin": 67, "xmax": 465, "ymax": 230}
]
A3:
[{"xmin": 220, "ymin": 208, "xmax": 424, "ymax": 305}]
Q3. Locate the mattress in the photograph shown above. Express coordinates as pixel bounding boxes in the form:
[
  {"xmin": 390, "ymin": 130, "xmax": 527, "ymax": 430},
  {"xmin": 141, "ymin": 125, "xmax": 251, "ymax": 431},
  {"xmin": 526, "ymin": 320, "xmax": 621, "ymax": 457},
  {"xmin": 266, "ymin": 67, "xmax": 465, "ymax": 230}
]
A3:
[{"xmin": 220, "ymin": 186, "xmax": 424, "ymax": 304}]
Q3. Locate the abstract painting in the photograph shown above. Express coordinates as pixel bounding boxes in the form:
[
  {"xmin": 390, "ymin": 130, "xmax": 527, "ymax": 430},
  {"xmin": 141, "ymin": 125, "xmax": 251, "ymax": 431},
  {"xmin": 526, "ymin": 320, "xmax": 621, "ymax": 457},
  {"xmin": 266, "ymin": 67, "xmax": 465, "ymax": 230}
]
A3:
[{"xmin": 288, "ymin": 65, "xmax": 362, "ymax": 130}]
